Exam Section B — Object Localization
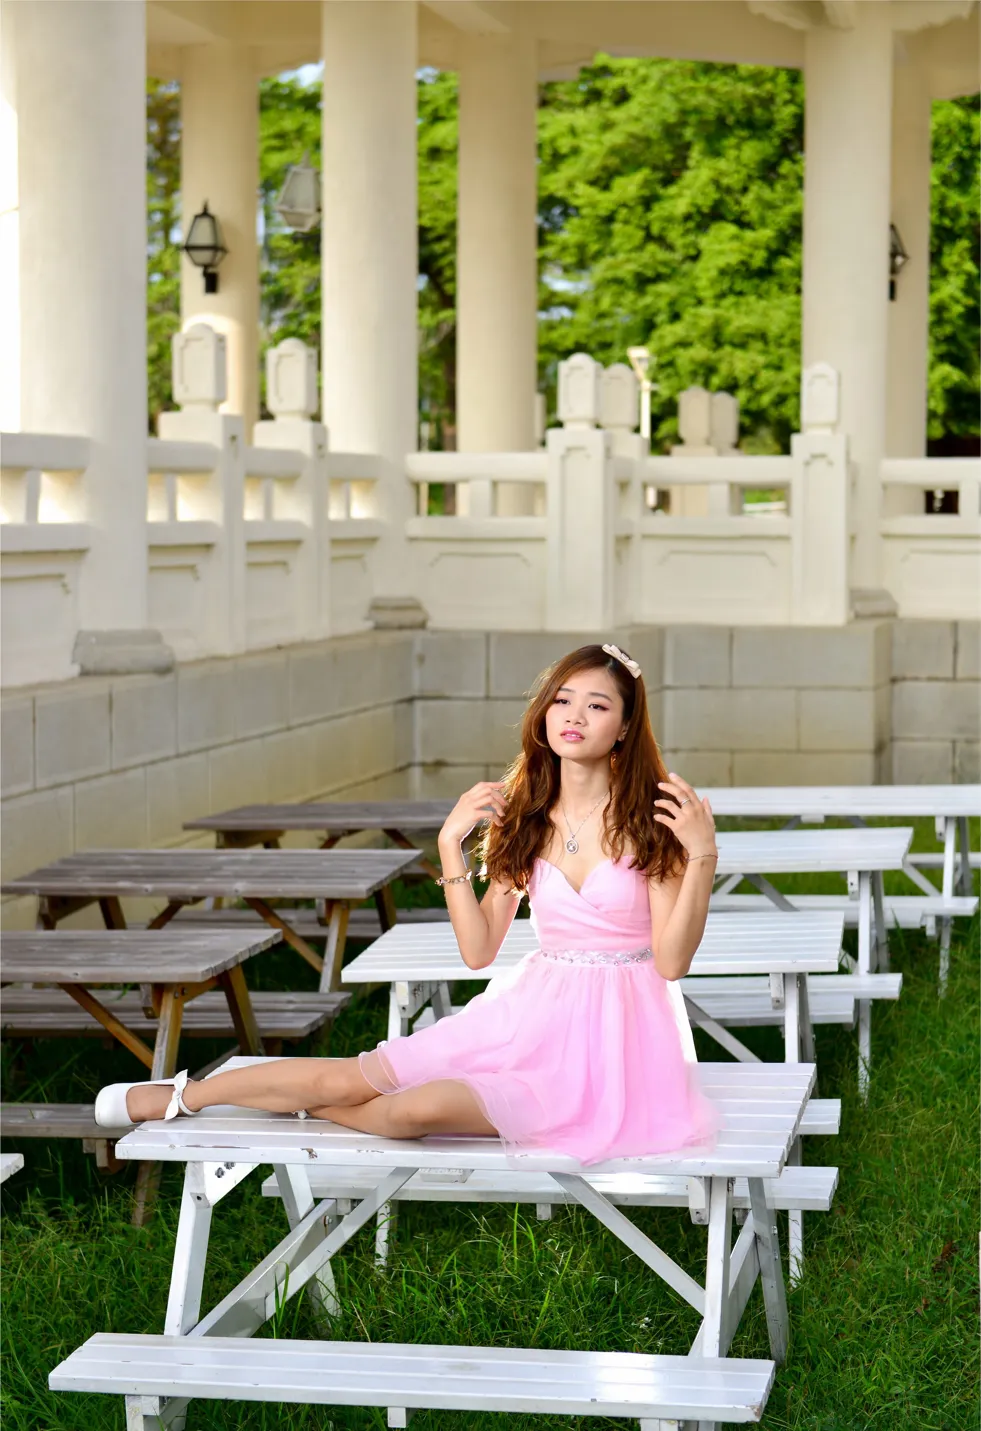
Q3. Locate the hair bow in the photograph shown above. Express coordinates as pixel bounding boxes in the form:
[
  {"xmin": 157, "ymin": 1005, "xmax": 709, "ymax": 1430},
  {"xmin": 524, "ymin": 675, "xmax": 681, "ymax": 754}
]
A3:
[{"xmin": 602, "ymin": 643, "xmax": 642, "ymax": 679}]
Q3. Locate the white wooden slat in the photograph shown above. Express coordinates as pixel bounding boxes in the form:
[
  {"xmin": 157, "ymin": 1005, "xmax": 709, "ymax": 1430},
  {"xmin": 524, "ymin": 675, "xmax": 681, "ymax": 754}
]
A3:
[
  {"xmin": 713, "ymin": 827, "xmax": 912, "ymax": 873},
  {"xmin": 0, "ymin": 1152, "xmax": 24, "ymax": 1183},
  {"xmin": 701, "ymin": 784, "xmax": 980, "ymax": 818},
  {"xmin": 710, "ymin": 893, "xmax": 977, "ymax": 923},
  {"xmin": 49, "ymin": 1335, "xmax": 776, "ymax": 1420},
  {"xmin": 343, "ymin": 910, "xmax": 845, "ymax": 985},
  {"xmin": 113, "ymin": 1059, "xmax": 814, "ymax": 1180},
  {"xmin": 260, "ymin": 1163, "xmax": 840, "ymax": 1212}
]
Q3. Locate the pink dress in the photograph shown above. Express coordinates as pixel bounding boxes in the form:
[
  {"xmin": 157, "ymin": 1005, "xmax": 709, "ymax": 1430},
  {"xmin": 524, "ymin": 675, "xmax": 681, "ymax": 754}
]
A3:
[{"xmin": 359, "ymin": 857, "xmax": 720, "ymax": 1165}]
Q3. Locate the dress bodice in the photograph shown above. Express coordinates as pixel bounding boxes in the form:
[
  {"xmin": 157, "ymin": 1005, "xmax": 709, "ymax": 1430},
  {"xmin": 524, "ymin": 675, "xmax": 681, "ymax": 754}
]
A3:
[{"xmin": 527, "ymin": 856, "xmax": 651, "ymax": 951}]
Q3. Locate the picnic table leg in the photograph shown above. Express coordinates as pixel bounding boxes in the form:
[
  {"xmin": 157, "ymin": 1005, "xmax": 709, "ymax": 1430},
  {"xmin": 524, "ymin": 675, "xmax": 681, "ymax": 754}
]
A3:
[
  {"xmin": 956, "ymin": 816, "xmax": 972, "ymax": 896},
  {"xmin": 164, "ymin": 1165, "xmax": 214, "ymax": 1335},
  {"xmin": 871, "ymin": 872, "xmax": 890, "ymax": 973},
  {"xmin": 319, "ymin": 903, "xmax": 350, "ymax": 994},
  {"xmin": 274, "ymin": 1164, "xmax": 340, "ymax": 1320},
  {"xmin": 374, "ymin": 881, "xmax": 398, "ymax": 932},
  {"xmin": 938, "ymin": 818, "xmax": 958, "ymax": 996},
  {"xmin": 132, "ymin": 987, "xmax": 186, "ymax": 1227},
  {"xmin": 856, "ymin": 873, "xmax": 873, "ymax": 1102},
  {"xmin": 216, "ymin": 966, "xmax": 265, "ymax": 1057},
  {"xmin": 747, "ymin": 1177, "xmax": 789, "ymax": 1363}
]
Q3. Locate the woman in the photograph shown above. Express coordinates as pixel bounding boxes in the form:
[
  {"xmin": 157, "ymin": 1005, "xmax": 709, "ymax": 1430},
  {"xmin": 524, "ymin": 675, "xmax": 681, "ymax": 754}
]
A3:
[{"xmin": 96, "ymin": 642, "xmax": 720, "ymax": 1164}]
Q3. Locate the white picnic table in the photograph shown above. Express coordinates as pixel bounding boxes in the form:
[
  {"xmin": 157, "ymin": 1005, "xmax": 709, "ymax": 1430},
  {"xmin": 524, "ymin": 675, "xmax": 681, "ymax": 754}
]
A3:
[
  {"xmin": 49, "ymin": 1056, "xmax": 819, "ymax": 1431},
  {"xmin": 704, "ymin": 787, "xmax": 979, "ymax": 994},
  {"xmin": 344, "ymin": 908, "xmax": 862, "ymax": 1279},
  {"xmin": 702, "ymin": 782, "xmax": 978, "ymax": 892},
  {"xmin": 344, "ymin": 909, "xmax": 851, "ymax": 1064},
  {"xmin": 1, "ymin": 848, "xmax": 420, "ymax": 992}
]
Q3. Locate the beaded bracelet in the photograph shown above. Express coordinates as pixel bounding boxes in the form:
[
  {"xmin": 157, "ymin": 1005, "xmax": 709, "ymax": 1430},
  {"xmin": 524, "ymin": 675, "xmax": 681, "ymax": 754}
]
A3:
[
  {"xmin": 435, "ymin": 869, "xmax": 474, "ymax": 888},
  {"xmin": 685, "ymin": 852, "xmax": 719, "ymax": 863}
]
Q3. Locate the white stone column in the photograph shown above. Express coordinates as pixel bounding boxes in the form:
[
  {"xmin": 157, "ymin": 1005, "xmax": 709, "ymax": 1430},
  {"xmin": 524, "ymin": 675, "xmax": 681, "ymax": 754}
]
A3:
[
  {"xmin": 0, "ymin": 0, "xmax": 20, "ymax": 432},
  {"xmin": 181, "ymin": 44, "xmax": 260, "ymax": 427},
  {"xmin": 321, "ymin": 0, "xmax": 419, "ymax": 608},
  {"xmin": 802, "ymin": 8, "xmax": 894, "ymax": 595},
  {"xmin": 886, "ymin": 55, "xmax": 932, "ymax": 466},
  {"xmin": 16, "ymin": 0, "xmax": 169, "ymax": 668},
  {"xmin": 456, "ymin": 30, "xmax": 539, "ymax": 458}
]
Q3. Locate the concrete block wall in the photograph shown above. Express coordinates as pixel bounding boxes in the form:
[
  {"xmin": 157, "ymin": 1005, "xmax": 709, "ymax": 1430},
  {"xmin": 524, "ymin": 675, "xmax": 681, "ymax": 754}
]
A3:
[
  {"xmin": 1, "ymin": 632, "xmax": 416, "ymax": 927},
  {"xmin": 3, "ymin": 619, "xmax": 977, "ymax": 927},
  {"xmin": 891, "ymin": 621, "xmax": 980, "ymax": 783}
]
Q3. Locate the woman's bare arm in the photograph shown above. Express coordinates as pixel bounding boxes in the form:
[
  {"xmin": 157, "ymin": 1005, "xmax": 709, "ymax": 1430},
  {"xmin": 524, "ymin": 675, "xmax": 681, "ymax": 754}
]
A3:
[
  {"xmin": 649, "ymin": 772, "xmax": 719, "ymax": 981},
  {"xmin": 437, "ymin": 781, "xmax": 522, "ymax": 969}
]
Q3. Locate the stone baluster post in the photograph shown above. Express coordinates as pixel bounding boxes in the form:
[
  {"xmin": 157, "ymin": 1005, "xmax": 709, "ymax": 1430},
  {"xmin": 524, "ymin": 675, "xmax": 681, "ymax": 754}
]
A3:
[
  {"xmin": 158, "ymin": 324, "xmax": 247, "ymax": 654},
  {"xmin": 545, "ymin": 354, "xmax": 615, "ymax": 631},
  {"xmin": 600, "ymin": 362, "xmax": 643, "ymax": 625},
  {"xmin": 791, "ymin": 362, "xmax": 850, "ymax": 624},
  {"xmin": 707, "ymin": 391, "xmax": 741, "ymax": 516},
  {"xmin": 252, "ymin": 339, "xmax": 327, "ymax": 641},
  {"xmin": 669, "ymin": 387, "xmax": 715, "ymax": 517}
]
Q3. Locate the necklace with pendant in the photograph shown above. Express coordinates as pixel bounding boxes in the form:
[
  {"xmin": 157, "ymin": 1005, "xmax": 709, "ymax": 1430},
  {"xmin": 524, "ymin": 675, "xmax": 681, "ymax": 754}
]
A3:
[{"xmin": 560, "ymin": 791, "xmax": 608, "ymax": 855}]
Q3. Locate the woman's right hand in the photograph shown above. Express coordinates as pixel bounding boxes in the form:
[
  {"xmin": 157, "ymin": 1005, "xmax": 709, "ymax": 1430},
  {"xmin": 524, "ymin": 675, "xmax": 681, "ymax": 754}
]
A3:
[{"xmin": 438, "ymin": 781, "xmax": 508, "ymax": 846}]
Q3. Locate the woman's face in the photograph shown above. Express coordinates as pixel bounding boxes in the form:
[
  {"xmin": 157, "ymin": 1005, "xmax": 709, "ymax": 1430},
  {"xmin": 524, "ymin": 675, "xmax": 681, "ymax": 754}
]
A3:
[{"xmin": 544, "ymin": 666, "xmax": 627, "ymax": 764}]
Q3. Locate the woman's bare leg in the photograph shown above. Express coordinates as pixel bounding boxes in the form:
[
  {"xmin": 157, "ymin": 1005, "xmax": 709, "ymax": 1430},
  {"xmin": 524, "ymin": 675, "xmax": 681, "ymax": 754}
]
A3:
[
  {"xmin": 308, "ymin": 1080, "xmax": 497, "ymax": 1139},
  {"xmin": 124, "ymin": 1056, "xmax": 375, "ymax": 1122}
]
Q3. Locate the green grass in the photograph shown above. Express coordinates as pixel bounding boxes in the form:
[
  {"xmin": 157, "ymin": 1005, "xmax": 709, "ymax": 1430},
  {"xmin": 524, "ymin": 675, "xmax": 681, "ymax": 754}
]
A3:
[{"xmin": 1, "ymin": 833, "xmax": 978, "ymax": 1431}]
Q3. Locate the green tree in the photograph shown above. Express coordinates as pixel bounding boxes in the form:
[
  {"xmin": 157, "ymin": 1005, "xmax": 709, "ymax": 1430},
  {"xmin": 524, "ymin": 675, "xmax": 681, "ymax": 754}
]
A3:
[
  {"xmin": 928, "ymin": 94, "xmax": 980, "ymax": 447},
  {"xmin": 258, "ymin": 74, "xmax": 322, "ymax": 383},
  {"xmin": 146, "ymin": 79, "xmax": 181, "ymax": 431},
  {"xmin": 538, "ymin": 57, "xmax": 804, "ymax": 452},
  {"xmin": 417, "ymin": 69, "xmax": 459, "ymax": 448}
]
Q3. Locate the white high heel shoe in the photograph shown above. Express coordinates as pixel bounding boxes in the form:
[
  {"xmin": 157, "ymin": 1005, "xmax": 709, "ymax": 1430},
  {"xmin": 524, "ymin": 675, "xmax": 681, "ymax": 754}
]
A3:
[{"xmin": 94, "ymin": 1069, "xmax": 196, "ymax": 1129}]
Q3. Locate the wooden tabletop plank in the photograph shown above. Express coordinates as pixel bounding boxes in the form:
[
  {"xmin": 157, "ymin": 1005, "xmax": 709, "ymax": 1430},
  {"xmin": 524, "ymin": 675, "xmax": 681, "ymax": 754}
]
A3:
[
  {"xmin": 1, "ymin": 848, "xmax": 420, "ymax": 900},
  {"xmin": 0, "ymin": 929, "xmax": 281, "ymax": 983},
  {"xmin": 185, "ymin": 801, "xmax": 455, "ymax": 833},
  {"xmin": 342, "ymin": 910, "xmax": 844, "ymax": 984},
  {"xmin": 114, "ymin": 1057, "xmax": 815, "ymax": 1179}
]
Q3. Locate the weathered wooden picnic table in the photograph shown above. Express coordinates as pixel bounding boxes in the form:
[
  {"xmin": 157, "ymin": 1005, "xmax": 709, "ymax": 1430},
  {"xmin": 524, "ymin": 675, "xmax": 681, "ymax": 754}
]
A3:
[
  {"xmin": 0, "ymin": 927, "xmax": 279, "ymax": 1220},
  {"xmin": 49, "ymin": 1056, "xmax": 818, "ymax": 1431},
  {"xmin": 185, "ymin": 801, "xmax": 454, "ymax": 880},
  {"xmin": 1, "ymin": 848, "xmax": 420, "ymax": 993},
  {"xmin": 0, "ymin": 929, "xmax": 275, "ymax": 1078}
]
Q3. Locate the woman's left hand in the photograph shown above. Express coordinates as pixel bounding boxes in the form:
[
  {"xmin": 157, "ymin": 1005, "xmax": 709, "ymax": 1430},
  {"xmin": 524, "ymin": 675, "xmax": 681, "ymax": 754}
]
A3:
[{"xmin": 654, "ymin": 772, "xmax": 717, "ymax": 859}]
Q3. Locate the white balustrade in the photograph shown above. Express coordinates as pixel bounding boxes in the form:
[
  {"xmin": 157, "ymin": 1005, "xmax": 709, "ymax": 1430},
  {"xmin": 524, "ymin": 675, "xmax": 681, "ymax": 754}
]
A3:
[
  {"xmin": 0, "ymin": 431, "xmax": 94, "ymax": 683},
  {"xmin": 880, "ymin": 457, "xmax": 981, "ymax": 618},
  {"xmin": 4, "ymin": 346, "xmax": 980, "ymax": 686}
]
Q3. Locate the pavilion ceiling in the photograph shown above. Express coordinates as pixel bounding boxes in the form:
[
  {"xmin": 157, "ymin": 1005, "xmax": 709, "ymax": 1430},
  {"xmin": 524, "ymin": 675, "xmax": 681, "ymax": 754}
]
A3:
[{"xmin": 146, "ymin": 0, "xmax": 978, "ymax": 97}]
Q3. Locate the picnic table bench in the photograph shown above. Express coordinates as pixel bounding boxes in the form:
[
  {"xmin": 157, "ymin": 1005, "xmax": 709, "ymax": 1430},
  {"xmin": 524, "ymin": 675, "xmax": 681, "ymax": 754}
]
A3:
[
  {"xmin": 185, "ymin": 800, "xmax": 455, "ymax": 879},
  {"xmin": 1, "ymin": 848, "xmax": 420, "ymax": 992},
  {"xmin": 49, "ymin": 1056, "xmax": 820, "ymax": 1431}
]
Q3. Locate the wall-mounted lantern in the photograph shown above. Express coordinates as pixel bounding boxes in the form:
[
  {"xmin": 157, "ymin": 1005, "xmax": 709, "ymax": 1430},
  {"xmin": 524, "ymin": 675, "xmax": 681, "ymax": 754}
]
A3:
[
  {"xmin": 183, "ymin": 201, "xmax": 228, "ymax": 293},
  {"xmin": 274, "ymin": 155, "xmax": 321, "ymax": 233},
  {"xmin": 889, "ymin": 223, "xmax": 909, "ymax": 302}
]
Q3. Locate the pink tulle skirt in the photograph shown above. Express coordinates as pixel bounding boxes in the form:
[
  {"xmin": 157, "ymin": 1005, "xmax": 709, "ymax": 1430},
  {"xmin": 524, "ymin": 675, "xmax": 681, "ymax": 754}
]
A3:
[{"xmin": 359, "ymin": 948, "xmax": 720, "ymax": 1166}]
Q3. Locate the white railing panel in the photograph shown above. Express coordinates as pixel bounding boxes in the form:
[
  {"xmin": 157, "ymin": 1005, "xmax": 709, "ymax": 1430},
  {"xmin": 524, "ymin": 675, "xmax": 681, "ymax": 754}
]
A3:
[{"xmin": 880, "ymin": 457, "xmax": 981, "ymax": 619}]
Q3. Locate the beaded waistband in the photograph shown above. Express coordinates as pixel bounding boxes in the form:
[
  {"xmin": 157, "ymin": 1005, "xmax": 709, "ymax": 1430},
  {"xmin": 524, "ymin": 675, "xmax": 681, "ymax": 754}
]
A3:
[{"xmin": 539, "ymin": 946, "xmax": 653, "ymax": 967}]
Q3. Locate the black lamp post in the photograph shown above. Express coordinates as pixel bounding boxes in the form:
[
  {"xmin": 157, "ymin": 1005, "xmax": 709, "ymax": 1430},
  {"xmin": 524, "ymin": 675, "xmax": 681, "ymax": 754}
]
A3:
[
  {"xmin": 183, "ymin": 201, "xmax": 228, "ymax": 294},
  {"xmin": 889, "ymin": 223, "xmax": 909, "ymax": 302}
]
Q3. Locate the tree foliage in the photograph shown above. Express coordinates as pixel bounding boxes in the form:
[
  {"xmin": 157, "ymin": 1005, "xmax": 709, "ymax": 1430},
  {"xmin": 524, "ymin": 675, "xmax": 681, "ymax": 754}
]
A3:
[
  {"xmin": 145, "ymin": 65, "xmax": 979, "ymax": 447},
  {"xmin": 928, "ymin": 94, "xmax": 980, "ymax": 447},
  {"xmin": 146, "ymin": 79, "xmax": 181, "ymax": 431}
]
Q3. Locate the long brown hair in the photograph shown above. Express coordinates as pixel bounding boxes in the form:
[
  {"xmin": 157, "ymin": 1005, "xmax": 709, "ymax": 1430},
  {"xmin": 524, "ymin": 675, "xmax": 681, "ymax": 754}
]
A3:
[{"xmin": 480, "ymin": 644, "xmax": 685, "ymax": 891}]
